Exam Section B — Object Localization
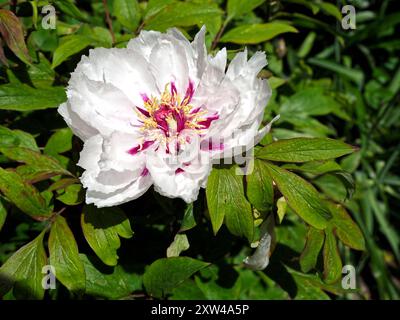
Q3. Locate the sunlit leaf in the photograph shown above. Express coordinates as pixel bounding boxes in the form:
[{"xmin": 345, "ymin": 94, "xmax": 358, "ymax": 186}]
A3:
[
  {"xmin": 227, "ymin": 0, "xmax": 266, "ymax": 20},
  {"xmin": 49, "ymin": 215, "xmax": 85, "ymax": 292},
  {"xmin": 113, "ymin": 0, "xmax": 141, "ymax": 30},
  {"xmin": 80, "ymin": 254, "xmax": 141, "ymax": 299},
  {"xmin": 257, "ymin": 138, "xmax": 355, "ymax": 163},
  {"xmin": 0, "ymin": 167, "xmax": 52, "ymax": 220},
  {"xmin": 81, "ymin": 205, "xmax": 133, "ymax": 266},
  {"xmin": 0, "ymin": 231, "xmax": 47, "ymax": 299},
  {"xmin": 264, "ymin": 162, "xmax": 331, "ymax": 229},
  {"xmin": 143, "ymin": 257, "xmax": 209, "ymax": 298},
  {"xmin": 0, "ymin": 84, "xmax": 66, "ymax": 111},
  {"xmin": 144, "ymin": 2, "xmax": 222, "ymax": 32},
  {"xmin": 0, "ymin": 9, "xmax": 31, "ymax": 64},
  {"xmin": 0, "ymin": 196, "xmax": 7, "ymax": 231},
  {"xmin": 246, "ymin": 159, "xmax": 274, "ymax": 212},
  {"xmin": 166, "ymin": 234, "xmax": 190, "ymax": 257},
  {"xmin": 323, "ymin": 230, "xmax": 342, "ymax": 284},
  {"xmin": 52, "ymin": 35, "xmax": 92, "ymax": 68},
  {"xmin": 300, "ymin": 227, "xmax": 325, "ymax": 273},
  {"xmin": 206, "ymin": 165, "xmax": 254, "ymax": 240},
  {"xmin": 221, "ymin": 23, "xmax": 298, "ymax": 44}
]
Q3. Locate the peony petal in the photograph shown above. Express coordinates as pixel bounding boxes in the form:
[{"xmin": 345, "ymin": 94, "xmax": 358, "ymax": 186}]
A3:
[
  {"xmin": 77, "ymin": 134, "xmax": 103, "ymax": 171},
  {"xmin": 148, "ymin": 37, "xmax": 190, "ymax": 95},
  {"xmin": 100, "ymin": 131, "xmax": 147, "ymax": 172},
  {"xmin": 71, "ymin": 47, "xmax": 159, "ymax": 108},
  {"xmin": 146, "ymin": 148, "xmax": 211, "ymax": 203},
  {"xmin": 86, "ymin": 173, "xmax": 153, "ymax": 208},
  {"xmin": 68, "ymin": 76, "xmax": 141, "ymax": 136},
  {"xmin": 58, "ymin": 102, "xmax": 98, "ymax": 141},
  {"xmin": 81, "ymin": 168, "xmax": 143, "ymax": 194},
  {"xmin": 77, "ymin": 133, "xmax": 146, "ymax": 194}
]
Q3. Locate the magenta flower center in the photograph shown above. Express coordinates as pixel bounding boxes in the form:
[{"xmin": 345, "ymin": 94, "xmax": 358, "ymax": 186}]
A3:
[{"xmin": 128, "ymin": 80, "xmax": 218, "ymax": 156}]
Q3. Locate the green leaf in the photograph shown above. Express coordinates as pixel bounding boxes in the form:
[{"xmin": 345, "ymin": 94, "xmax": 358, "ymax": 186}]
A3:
[
  {"xmin": 282, "ymin": 161, "xmax": 342, "ymax": 175},
  {"xmin": 257, "ymin": 138, "xmax": 355, "ymax": 163},
  {"xmin": 49, "ymin": 215, "xmax": 85, "ymax": 292},
  {"xmin": 0, "ymin": 126, "xmax": 38, "ymax": 151},
  {"xmin": 300, "ymin": 227, "xmax": 325, "ymax": 273},
  {"xmin": 0, "ymin": 147, "xmax": 72, "ymax": 180},
  {"xmin": 0, "ymin": 196, "xmax": 7, "ymax": 231},
  {"xmin": 220, "ymin": 23, "xmax": 298, "ymax": 44},
  {"xmin": 81, "ymin": 205, "xmax": 133, "ymax": 266},
  {"xmin": 28, "ymin": 53, "xmax": 55, "ymax": 88},
  {"xmin": 52, "ymin": 35, "xmax": 92, "ymax": 68},
  {"xmin": 0, "ymin": 9, "xmax": 32, "ymax": 64},
  {"xmin": 328, "ymin": 203, "xmax": 365, "ymax": 251},
  {"xmin": 297, "ymin": 31, "xmax": 316, "ymax": 58},
  {"xmin": 144, "ymin": 2, "xmax": 222, "ymax": 32},
  {"xmin": 48, "ymin": 178, "xmax": 80, "ymax": 192},
  {"xmin": 0, "ymin": 167, "xmax": 52, "ymax": 220},
  {"xmin": 29, "ymin": 29, "xmax": 58, "ymax": 52},
  {"xmin": 144, "ymin": 0, "xmax": 175, "ymax": 20},
  {"xmin": 113, "ymin": 0, "xmax": 141, "ymax": 30},
  {"xmin": 323, "ymin": 230, "xmax": 342, "ymax": 284},
  {"xmin": 286, "ymin": 268, "xmax": 329, "ymax": 300},
  {"xmin": 340, "ymin": 152, "xmax": 361, "ymax": 173},
  {"xmin": 308, "ymin": 58, "xmax": 364, "ymax": 86},
  {"xmin": 84, "ymin": 26, "xmax": 113, "ymax": 48},
  {"xmin": 179, "ymin": 203, "xmax": 196, "ymax": 232},
  {"xmin": 317, "ymin": 2, "xmax": 341, "ymax": 20},
  {"xmin": 143, "ymin": 257, "xmax": 209, "ymax": 298},
  {"xmin": 0, "ymin": 84, "xmax": 66, "ymax": 111},
  {"xmin": 286, "ymin": 266, "xmax": 345, "ymax": 298},
  {"xmin": 56, "ymin": 184, "xmax": 84, "ymax": 206},
  {"xmin": 166, "ymin": 234, "xmax": 190, "ymax": 258},
  {"xmin": 268, "ymin": 76, "xmax": 287, "ymax": 89},
  {"xmin": 0, "ymin": 38, "xmax": 8, "ymax": 67},
  {"xmin": 194, "ymin": 266, "xmax": 242, "ymax": 299},
  {"xmin": 246, "ymin": 159, "xmax": 274, "ymax": 212},
  {"xmin": 44, "ymin": 128, "xmax": 73, "ymax": 156},
  {"xmin": 80, "ymin": 254, "xmax": 141, "ymax": 299},
  {"xmin": 264, "ymin": 162, "xmax": 331, "ymax": 229},
  {"xmin": 276, "ymin": 196, "xmax": 287, "ymax": 224},
  {"xmin": 170, "ymin": 279, "xmax": 207, "ymax": 300},
  {"xmin": 279, "ymin": 87, "xmax": 346, "ymax": 117},
  {"xmin": 54, "ymin": 0, "xmax": 89, "ymax": 22},
  {"xmin": 227, "ymin": 0, "xmax": 266, "ymax": 20},
  {"xmin": 0, "ymin": 231, "xmax": 47, "ymax": 299},
  {"xmin": 206, "ymin": 165, "xmax": 254, "ymax": 240},
  {"xmin": 313, "ymin": 173, "xmax": 348, "ymax": 202},
  {"xmin": 283, "ymin": 0, "xmax": 319, "ymax": 14}
]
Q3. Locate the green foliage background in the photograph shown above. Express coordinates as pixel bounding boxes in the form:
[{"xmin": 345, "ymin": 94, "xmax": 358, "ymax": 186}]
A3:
[{"xmin": 0, "ymin": 0, "xmax": 399, "ymax": 300}]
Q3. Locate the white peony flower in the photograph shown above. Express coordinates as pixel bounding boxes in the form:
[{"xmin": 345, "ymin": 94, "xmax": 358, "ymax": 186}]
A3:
[{"xmin": 58, "ymin": 26, "xmax": 272, "ymax": 207}]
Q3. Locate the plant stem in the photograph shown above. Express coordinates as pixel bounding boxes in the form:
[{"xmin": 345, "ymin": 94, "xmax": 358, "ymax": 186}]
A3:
[
  {"xmin": 211, "ymin": 18, "xmax": 230, "ymax": 51},
  {"xmin": 102, "ymin": 0, "xmax": 115, "ymax": 46}
]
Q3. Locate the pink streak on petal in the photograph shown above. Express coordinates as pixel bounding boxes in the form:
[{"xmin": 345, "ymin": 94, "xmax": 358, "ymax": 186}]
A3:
[
  {"xmin": 176, "ymin": 110, "xmax": 186, "ymax": 132},
  {"xmin": 136, "ymin": 106, "xmax": 150, "ymax": 117},
  {"xmin": 200, "ymin": 140, "xmax": 224, "ymax": 151},
  {"xmin": 175, "ymin": 168, "xmax": 185, "ymax": 174},
  {"xmin": 141, "ymin": 167, "xmax": 149, "ymax": 177},
  {"xmin": 198, "ymin": 114, "xmax": 219, "ymax": 129},
  {"xmin": 141, "ymin": 93, "xmax": 150, "ymax": 103},
  {"xmin": 127, "ymin": 140, "xmax": 155, "ymax": 155},
  {"xmin": 171, "ymin": 82, "xmax": 177, "ymax": 96},
  {"xmin": 190, "ymin": 106, "xmax": 202, "ymax": 114},
  {"xmin": 184, "ymin": 80, "xmax": 195, "ymax": 103}
]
